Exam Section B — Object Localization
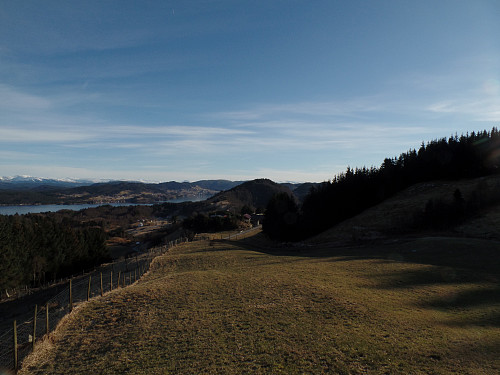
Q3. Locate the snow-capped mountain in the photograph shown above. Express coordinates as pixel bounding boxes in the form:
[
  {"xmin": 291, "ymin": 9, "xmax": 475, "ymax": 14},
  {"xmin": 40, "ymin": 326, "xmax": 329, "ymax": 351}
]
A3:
[{"xmin": 0, "ymin": 176, "xmax": 97, "ymax": 189}]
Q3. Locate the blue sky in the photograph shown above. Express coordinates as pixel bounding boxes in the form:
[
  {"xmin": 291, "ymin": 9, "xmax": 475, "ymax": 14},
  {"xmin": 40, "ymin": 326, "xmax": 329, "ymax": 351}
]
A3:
[{"xmin": 1, "ymin": 1, "xmax": 499, "ymax": 182}]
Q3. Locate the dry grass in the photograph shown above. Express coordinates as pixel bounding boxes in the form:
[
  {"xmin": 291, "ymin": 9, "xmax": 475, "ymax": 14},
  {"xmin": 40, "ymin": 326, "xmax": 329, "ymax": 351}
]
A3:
[
  {"xmin": 19, "ymin": 234, "xmax": 500, "ymax": 374},
  {"xmin": 310, "ymin": 174, "xmax": 500, "ymax": 244}
]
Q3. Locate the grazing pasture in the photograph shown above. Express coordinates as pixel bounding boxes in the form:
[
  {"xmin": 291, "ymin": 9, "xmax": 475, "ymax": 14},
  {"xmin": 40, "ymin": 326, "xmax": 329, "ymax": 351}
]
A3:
[{"xmin": 19, "ymin": 232, "xmax": 500, "ymax": 374}]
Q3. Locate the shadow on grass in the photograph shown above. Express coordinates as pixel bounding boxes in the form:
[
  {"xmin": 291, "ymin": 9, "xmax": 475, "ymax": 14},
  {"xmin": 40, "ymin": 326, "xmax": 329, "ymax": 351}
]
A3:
[
  {"xmin": 365, "ymin": 254, "xmax": 500, "ymax": 327},
  {"xmin": 236, "ymin": 233, "xmax": 500, "ymax": 275},
  {"xmin": 419, "ymin": 286, "xmax": 500, "ymax": 327},
  {"xmin": 424, "ymin": 287, "xmax": 500, "ymax": 309},
  {"xmin": 364, "ymin": 250, "xmax": 500, "ymax": 327},
  {"xmin": 233, "ymin": 233, "xmax": 380, "ymax": 259},
  {"xmin": 444, "ymin": 309, "xmax": 500, "ymax": 327},
  {"xmin": 236, "ymin": 233, "xmax": 500, "ymax": 327},
  {"xmin": 371, "ymin": 267, "xmax": 493, "ymax": 289}
]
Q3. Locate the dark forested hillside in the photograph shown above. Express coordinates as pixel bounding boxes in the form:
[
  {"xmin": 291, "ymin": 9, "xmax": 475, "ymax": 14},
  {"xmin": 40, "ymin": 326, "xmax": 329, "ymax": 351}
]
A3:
[
  {"xmin": 179, "ymin": 179, "xmax": 294, "ymax": 235},
  {"xmin": 264, "ymin": 128, "xmax": 500, "ymax": 241},
  {"xmin": 208, "ymin": 179, "xmax": 294, "ymax": 212},
  {"xmin": 0, "ymin": 215, "xmax": 108, "ymax": 290}
]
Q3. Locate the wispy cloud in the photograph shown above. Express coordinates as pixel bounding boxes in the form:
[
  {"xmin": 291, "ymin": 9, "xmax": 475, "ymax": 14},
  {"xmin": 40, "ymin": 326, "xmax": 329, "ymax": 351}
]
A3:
[
  {"xmin": 204, "ymin": 96, "xmax": 435, "ymax": 152},
  {"xmin": 391, "ymin": 55, "xmax": 500, "ymax": 123},
  {"xmin": 0, "ymin": 126, "xmax": 93, "ymax": 142},
  {"xmin": 0, "ymin": 150, "xmax": 39, "ymax": 160},
  {"xmin": 2, "ymin": 67, "xmax": 496, "ymax": 182},
  {"xmin": 427, "ymin": 96, "xmax": 500, "ymax": 122},
  {"xmin": 0, "ymin": 81, "xmax": 450, "ymax": 166},
  {"xmin": 104, "ymin": 125, "xmax": 253, "ymax": 138},
  {"xmin": 210, "ymin": 97, "xmax": 387, "ymax": 122},
  {"xmin": 0, "ymin": 84, "xmax": 52, "ymax": 110}
]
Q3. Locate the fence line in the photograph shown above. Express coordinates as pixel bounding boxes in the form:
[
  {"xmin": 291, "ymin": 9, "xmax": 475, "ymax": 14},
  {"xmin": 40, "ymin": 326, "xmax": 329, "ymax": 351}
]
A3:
[
  {"xmin": 0, "ymin": 238, "xmax": 189, "ymax": 372},
  {"xmin": 1, "ymin": 250, "xmax": 155, "ymax": 302}
]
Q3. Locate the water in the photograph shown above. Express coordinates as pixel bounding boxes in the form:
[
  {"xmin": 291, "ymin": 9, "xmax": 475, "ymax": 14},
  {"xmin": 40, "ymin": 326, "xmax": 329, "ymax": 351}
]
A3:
[{"xmin": 0, "ymin": 195, "xmax": 212, "ymax": 215}]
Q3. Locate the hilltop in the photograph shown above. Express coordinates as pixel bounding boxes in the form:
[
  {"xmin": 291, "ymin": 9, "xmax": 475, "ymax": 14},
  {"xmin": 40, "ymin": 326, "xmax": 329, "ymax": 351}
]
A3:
[
  {"xmin": 207, "ymin": 178, "xmax": 295, "ymax": 212},
  {"xmin": 18, "ymin": 227, "xmax": 500, "ymax": 374}
]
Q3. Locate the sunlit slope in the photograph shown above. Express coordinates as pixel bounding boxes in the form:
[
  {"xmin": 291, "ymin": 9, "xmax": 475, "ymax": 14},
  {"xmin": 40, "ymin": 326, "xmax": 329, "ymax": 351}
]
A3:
[
  {"xmin": 20, "ymin": 237, "xmax": 499, "ymax": 374},
  {"xmin": 310, "ymin": 174, "xmax": 500, "ymax": 244}
]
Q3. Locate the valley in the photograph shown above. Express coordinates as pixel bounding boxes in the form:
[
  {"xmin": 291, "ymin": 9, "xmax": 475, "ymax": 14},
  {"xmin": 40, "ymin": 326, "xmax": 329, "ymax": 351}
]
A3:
[
  {"xmin": 3, "ymin": 132, "xmax": 500, "ymax": 373},
  {"xmin": 3, "ymin": 172, "xmax": 499, "ymax": 374}
]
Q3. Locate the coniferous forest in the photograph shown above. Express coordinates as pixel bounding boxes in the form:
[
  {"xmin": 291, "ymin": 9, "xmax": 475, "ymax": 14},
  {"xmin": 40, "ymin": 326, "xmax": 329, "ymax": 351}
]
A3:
[
  {"xmin": 0, "ymin": 214, "xmax": 108, "ymax": 290},
  {"xmin": 264, "ymin": 128, "xmax": 500, "ymax": 241}
]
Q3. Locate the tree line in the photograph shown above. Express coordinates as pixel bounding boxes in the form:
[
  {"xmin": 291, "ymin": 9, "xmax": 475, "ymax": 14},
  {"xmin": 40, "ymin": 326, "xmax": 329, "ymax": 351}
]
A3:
[
  {"xmin": 263, "ymin": 128, "xmax": 500, "ymax": 241},
  {"xmin": 0, "ymin": 214, "xmax": 108, "ymax": 291},
  {"xmin": 182, "ymin": 212, "xmax": 239, "ymax": 235}
]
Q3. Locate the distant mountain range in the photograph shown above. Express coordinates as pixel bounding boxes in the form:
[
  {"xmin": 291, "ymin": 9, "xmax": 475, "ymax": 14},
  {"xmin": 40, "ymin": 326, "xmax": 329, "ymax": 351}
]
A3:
[
  {"xmin": 0, "ymin": 176, "xmax": 246, "ymax": 190},
  {"xmin": 0, "ymin": 176, "xmax": 319, "ymax": 206},
  {"xmin": 0, "ymin": 176, "xmax": 97, "ymax": 189}
]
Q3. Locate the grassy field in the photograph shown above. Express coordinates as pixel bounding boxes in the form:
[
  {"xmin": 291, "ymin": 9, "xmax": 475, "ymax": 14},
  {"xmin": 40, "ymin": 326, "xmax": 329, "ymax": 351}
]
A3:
[{"xmin": 19, "ymin": 232, "xmax": 499, "ymax": 374}]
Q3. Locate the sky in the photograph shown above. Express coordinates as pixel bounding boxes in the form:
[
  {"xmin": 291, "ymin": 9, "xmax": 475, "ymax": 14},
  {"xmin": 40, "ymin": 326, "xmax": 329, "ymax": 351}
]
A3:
[{"xmin": 1, "ymin": 0, "xmax": 499, "ymax": 183}]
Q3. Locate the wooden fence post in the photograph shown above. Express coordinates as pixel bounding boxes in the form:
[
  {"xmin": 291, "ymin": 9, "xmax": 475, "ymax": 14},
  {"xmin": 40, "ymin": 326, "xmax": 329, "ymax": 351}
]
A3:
[
  {"xmin": 46, "ymin": 302, "xmax": 49, "ymax": 336},
  {"xmin": 117, "ymin": 271, "xmax": 121, "ymax": 288},
  {"xmin": 110, "ymin": 271, "xmax": 113, "ymax": 291},
  {"xmin": 87, "ymin": 275, "xmax": 92, "ymax": 301},
  {"xmin": 100, "ymin": 272, "xmax": 103, "ymax": 296},
  {"xmin": 33, "ymin": 304, "xmax": 38, "ymax": 350},
  {"xmin": 13, "ymin": 320, "xmax": 18, "ymax": 371},
  {"xmin": 69, "ymin": 279, "xmax": 73, "ymax": 311}
]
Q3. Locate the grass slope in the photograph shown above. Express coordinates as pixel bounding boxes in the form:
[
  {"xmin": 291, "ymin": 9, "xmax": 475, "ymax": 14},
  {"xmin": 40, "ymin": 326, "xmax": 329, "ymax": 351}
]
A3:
[
  {"xmin": 311, "ymin": 174, "xmax": 500, "ymax": 244},
  {"xmin": 20, "ymin": 233, "xmax": 499, "ymax": 374}
]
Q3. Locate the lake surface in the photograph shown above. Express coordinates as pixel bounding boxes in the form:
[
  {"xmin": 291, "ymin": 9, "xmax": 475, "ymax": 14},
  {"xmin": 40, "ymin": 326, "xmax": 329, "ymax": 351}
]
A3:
[{"xmin": 0, "ymin": 195, "xmax": 212, "ymax": 215}]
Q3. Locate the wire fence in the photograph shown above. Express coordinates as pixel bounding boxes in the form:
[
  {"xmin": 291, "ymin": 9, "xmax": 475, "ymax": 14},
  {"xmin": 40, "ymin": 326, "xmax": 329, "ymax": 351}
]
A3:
[
  {"xmin": 0, "ymin": 249, "xmax": 160, "ymax": 302},
  {"xmin": 0, "ymin": 238, "xmax": 188, "ymax": 372}
]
